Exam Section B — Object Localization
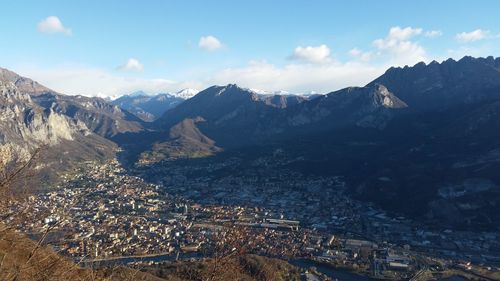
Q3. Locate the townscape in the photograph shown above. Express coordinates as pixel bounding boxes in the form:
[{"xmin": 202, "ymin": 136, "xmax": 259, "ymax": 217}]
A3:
[{"xmin": 8, "ymin": 159, "xmax": 500, "ymax": 280}]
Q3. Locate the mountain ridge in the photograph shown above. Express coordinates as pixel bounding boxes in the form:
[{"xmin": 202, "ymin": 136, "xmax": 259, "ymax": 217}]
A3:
[{"xmin": 112, "ymin": 93, "xmax": 184, "ymax": 121}]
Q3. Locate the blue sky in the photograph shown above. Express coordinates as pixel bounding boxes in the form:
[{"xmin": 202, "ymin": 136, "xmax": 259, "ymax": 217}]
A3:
[{"xmin": 1, "ymin": 0, "xmax": 499, "ymax": 97}]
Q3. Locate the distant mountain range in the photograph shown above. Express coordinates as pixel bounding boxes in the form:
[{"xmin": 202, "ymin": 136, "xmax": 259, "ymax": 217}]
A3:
[
  {"xmin": 111, "ymin": 89, "xmax": 199, "ymax": 121},
  {"xmin": 2, "ymin": 56, "xmax": 500, "ymax": 229},
  {"xmin": 110, "ymin": 88, "xmax": 316, "ymax": 121}
]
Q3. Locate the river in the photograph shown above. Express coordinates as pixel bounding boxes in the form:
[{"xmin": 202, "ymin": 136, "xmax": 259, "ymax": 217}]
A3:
[
  {"xmin": 289, "ymin": 259, "xmax": 379, "ymax": 281},
  {"xmin": 290, "ymin": 259, "xmax": 470, "ymax": 281},
  {"xmin": 81, "ymin": 252, "xmax": 201, "ymax": 267},
  {"xmin": 84, "ymin": 254, "xmax": 470, "ymax": 281}
]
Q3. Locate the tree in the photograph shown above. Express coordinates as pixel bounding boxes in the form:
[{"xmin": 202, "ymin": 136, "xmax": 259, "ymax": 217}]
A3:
[
  {"xmin": 0, "ymin": 146, "xmax": 99, "ymax": 281},
  {"xmin": 0, "ymin": 145, "xmax": 43, "ymax": 232}
]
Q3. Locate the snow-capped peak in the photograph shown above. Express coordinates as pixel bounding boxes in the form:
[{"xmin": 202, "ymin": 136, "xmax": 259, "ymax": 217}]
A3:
[
  {"xmin": 96, "ymin": 92, "xmax": 120, "ymax": 101},
  {"xmin": 272, "ymin": 90, "xmax": 291, "ymax": 96},
  {"xmin": 296, "ymin": 90, "xmax": 319, "ymax": 96},
  {"xmin": 250, "ymin": 89, "xmax": 291, "ymax": 96},
  {"xmin": 175, "ymin": 88, "xmax": 199, "ymax": 99},
  {"xmin": 249, "ymin": 88, "xmax": 268, "ymax": 95}
]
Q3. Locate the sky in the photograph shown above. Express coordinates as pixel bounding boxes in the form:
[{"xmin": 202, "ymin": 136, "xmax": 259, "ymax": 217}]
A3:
[{"xmin": 1, "ymin": 0, "xmax": 500, "ymax": 98}]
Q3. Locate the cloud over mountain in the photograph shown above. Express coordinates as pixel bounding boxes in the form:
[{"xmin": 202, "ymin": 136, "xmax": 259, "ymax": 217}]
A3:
[{"xmin": 373, "ymin": 26, "xmax": 427, "ymax": 65}]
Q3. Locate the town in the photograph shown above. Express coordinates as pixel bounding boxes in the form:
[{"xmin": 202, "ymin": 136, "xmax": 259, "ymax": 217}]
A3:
[{"xmin": 8, "ymin": 158, "xmax": 500, "ymax": 280}]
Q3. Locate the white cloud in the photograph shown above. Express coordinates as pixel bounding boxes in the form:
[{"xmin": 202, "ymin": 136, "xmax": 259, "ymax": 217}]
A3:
[
  {"xmin": 425, "ymin": 30, "xmax": 443, "ymax": 38},
  {"xmin": 290, "ymin": 44, "xmax": 331, "ymax": 63},
  {"xmin": 37, "ymin": 16, "xmax": 72, "ymax": 35},
  {"xmin": 388, "ymin": 26, "xmax": 422, "ymax": 41},
  {"xmin": 444, "ymin": 45, "xmax": 495, "ymax": 61},
  {"xmin": 348, "ymin": 48, "xmax": 372, "ymax": 61},
  {"xmin": 373, "ymin": 26, "xmax": 427, "ymax": 66},
  {"xmin": 117, "ymin": 58, "xmax": 144, "ymax": 72},
  {"xmin": 455, "ymin": 29, "xmax": 490, "ymax": 43},
  {"xmin": 14, "ymin": 64, "xmax": 203, "ymax": 98},
  {"xmin": 198, "ymin": 35, "xmax": 223, "ymax": 51},
  {"xmin": 373, "ymin": 26, "xmax": 422, "ymax": 48},
  {"xmin": 13, "ymin": 59, "xmax": 385, "ymax": 98},
  {"xmin": 209, "ymin": 60, "xmax": 384, "ymax": 94}
]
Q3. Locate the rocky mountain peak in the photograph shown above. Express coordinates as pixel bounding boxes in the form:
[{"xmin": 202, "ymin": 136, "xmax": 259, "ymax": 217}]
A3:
[
  {"xmin": 0, "ymin": 67, "xmax": 52, "ymax": 95},
  {"xmin": 368, "ymin": 83, "xmax": 407, "ymax": 109},
  {"xmin": 175, "ymin": 88, "xmax": 199, "ymax": 99},
  {"xmin": 0, "ymin": 82, "xmax": 85, "ymax": 147},
  {"xmin": 111, "ymin": 92, "xmax": 184, "ymax": 121},
  {"xmin": 369, "ymin": 56, "xmax": 500, "ymax": 110},
  {"xmin": 193, "ymin": 84, "xmax": 258, "ymax": 101}
]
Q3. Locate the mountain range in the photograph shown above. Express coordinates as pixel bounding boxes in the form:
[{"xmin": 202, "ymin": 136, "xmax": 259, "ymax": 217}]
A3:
[
  {"xmin": 1, "ymin": 56, "xmax": 500, "ymax": 229},
  {"xmin": 110, "ymin": 88, "xmax": 199, "ymax": 121}
]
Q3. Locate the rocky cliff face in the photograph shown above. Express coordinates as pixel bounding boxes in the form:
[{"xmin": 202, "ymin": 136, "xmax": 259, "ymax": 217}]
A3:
[
  {"xmin": 1, "ymin": 68, "xmax": 145, "ymax": 139},
  {"xmin": 0, "ymin": 77, "xmax": 117, "ymax": 185},
  {"xmin": 286, "ymin": 83, "xmax": 407, "ymax": 129},
  {"xmin": 30, "ymin": 93, "xmax": 144, "ymax": 138},
  {"xmin": 0, "ymin": 81, "xmax": 85, "ymax": 147}
]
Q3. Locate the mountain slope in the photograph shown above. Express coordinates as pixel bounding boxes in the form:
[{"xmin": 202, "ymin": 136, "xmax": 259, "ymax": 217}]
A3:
[
  {"xmin": 0, "ymin": 80, "xmax": 117, "ymax": 185},
  {"xmin": 144, "ymin": 83, "xmax": 406, "ymax": 163},
  {"xmin": 258, "ymin": 94, "xmax": 308, "ymax": 108},
  {"xmin": 322, "ymin": 57, "xmax": 500, "ymax": 229},
  {"xmin": 156, "ymin": 84, "xmax": 286, "ymax": 146},
  {"xmin": 286, "ymin": 83, "xmax": 407, "ymax": 129},
  {"xmin": 30, "ymin": 93, "xmax": 144, "ymax": 138},
  {"xmin": 112, "ymin": 93, "xmax": 184, "ymax": 121}
]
